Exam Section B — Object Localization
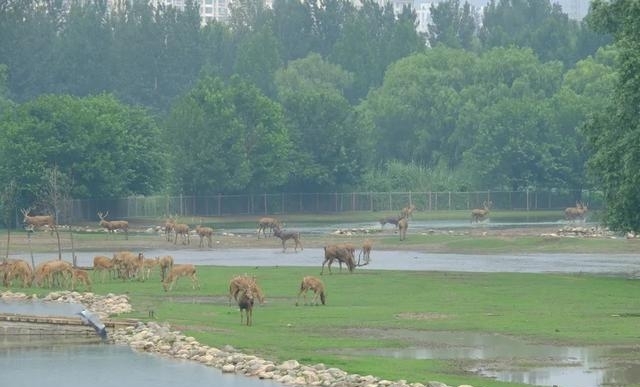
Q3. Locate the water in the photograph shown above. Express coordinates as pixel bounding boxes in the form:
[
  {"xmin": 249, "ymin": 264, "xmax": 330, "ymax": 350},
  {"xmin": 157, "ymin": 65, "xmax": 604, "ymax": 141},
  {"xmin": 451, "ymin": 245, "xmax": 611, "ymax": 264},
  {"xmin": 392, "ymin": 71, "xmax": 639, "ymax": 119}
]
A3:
[
  {"xmin": 0, "ymin": 343, "xmax": 283, "ymax": 387},
  {"xmin": 345, "ymin": 330, "xmax": 640, "ymax": 387}
]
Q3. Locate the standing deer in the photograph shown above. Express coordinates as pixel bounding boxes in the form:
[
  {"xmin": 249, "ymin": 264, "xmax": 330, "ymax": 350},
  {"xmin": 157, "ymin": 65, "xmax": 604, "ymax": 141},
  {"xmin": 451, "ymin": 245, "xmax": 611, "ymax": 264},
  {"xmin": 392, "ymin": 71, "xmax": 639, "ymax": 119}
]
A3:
[
  {"xmin": 237, "ymin": 288, "xmax": 255, "ymax": 326},
  {"xmin": 228, "ymin": 275, "xmax": 265, "ymax": 305},
  {"xmin": 173, "ymin": 223, "xmax": 190, "ymax": 245},
  {"xmin": 97, "ymin": 211, "xmax": 129, "ymax": 239},
  {"xmin": 565, "ymin": 201, "xmax": 588, "ymax": 222},
  {"xmin": 162, "ymin": 264, "xmax": 200, "ymax": 291},
  {"xmin": 359, "ymin": 239, "xmax": 373, "ymax": 265},
  {"xmin": 471, "ymin": 201, "xmax": 492, "ymax": 223},
  {"xmin": 21, "ymin": 208, "xmax": 55, "ymax": 234},
  {"xmin": 398, "ymin": 217, "xmax": 408, "ymax": 241},
  {"xmin": 257, "ymin": 217, "xmax": 282, "ymax": 238},
  {"xmin": 195, "ymin": 225, "xmax": 214, "ymax": 248},
  {"xmin": 158, "ymin": 255, "xmax": 174, "ymax": 282},
  {"xmin": 273, "ymin": 226, "xmax": 303, "ymax": 252},
  {"xmin": 401, "ymin": 204, "xmax": 416, "ymax": 219}
]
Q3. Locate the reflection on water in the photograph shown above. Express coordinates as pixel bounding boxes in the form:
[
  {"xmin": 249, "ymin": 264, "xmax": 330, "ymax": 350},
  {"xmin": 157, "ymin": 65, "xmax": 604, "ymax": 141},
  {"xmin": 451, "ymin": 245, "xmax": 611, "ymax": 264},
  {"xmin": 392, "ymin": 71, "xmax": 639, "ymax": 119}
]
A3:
[
  {"xmin": 0, "ymin": 343, "xmax": 283, "ymax": 387},
  {"xmin": 0, "ymin": 298, "xmax": 85, "ymax": 317},
  {"xmin": 349, "ymin": 330, "xmax": 640, "ymax": 387}
]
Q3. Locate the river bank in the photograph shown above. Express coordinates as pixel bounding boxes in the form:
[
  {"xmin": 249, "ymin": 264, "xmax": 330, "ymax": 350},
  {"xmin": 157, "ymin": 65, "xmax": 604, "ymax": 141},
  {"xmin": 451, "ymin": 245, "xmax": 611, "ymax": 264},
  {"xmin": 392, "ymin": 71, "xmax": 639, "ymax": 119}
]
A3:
[{"xmin": 0, "ymin": 290, "xmax": 465, "ymax": 387}]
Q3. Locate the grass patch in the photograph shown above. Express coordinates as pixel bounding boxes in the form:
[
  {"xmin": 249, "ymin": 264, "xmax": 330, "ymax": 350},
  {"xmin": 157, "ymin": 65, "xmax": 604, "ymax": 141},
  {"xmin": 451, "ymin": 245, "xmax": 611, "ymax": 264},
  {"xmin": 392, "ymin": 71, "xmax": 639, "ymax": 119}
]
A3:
[{"xmin": 12, "ymin": 266, "xmax": 640, "ymax": 387}]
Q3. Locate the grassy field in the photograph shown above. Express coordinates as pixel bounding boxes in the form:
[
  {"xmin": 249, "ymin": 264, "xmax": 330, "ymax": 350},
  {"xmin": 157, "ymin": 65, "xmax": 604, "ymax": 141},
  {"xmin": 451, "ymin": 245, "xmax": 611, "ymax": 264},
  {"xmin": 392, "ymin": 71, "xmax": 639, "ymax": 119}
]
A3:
[{"xmin": 3, "ymin": 211, "xmax": 640, "ymax": 387}]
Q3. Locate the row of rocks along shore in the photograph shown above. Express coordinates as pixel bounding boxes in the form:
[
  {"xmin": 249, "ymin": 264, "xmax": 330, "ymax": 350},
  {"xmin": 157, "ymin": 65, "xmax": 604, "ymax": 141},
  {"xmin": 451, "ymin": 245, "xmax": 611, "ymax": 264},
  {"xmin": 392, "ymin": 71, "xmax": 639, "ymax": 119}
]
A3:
[{"xmin": 1, "ymin": 290, "xmax": 472, "ymax": 387}]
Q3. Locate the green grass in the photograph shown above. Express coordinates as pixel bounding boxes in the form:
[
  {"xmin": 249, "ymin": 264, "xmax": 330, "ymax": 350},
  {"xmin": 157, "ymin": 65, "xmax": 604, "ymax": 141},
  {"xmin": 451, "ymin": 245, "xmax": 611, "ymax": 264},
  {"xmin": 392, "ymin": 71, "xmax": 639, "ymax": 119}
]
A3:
[{"xmin": 15, "ymin": 265, "xmax": 640, "ymax": 387}]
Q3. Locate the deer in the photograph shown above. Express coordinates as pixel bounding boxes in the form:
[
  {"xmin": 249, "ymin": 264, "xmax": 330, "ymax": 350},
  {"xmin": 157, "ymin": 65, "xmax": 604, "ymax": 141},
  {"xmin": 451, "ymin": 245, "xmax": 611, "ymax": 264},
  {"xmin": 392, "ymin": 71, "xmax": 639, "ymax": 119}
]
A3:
[
  {"xmin": 141, "ymin": 256, "xmax": 160, "ymax": 281},
  {"xmin": 21, "ymin": 208, "xmax": 55, "ymax": 233},
  {"xmin": 471, "ymin": 201, "xmax": 492, "ymax": 223},
  {"xmin": 565, "ymin": 201, "xmax": 588, "ymax": 222},
  {"xmin": 195, "ymin": 225, "xmax": 214, "ymax": 248},
  {"xmin": 112, "ymin": 251, "xmax": 144, "ymax": 281},
  {"xmin": 398, "ymin": 217, "xmax": 408, "ymax": 241},
  {"xmin": 97, "ymin": 211, "xmax": 129, "ymax": 239},
  {"xmin": 321, "ymin": 244, "xmax": 356, "ymax": 274},
  {"xmin": 228, "ymin": 275, "xmax": 265, "ymax": 305},
  {"xmin": 273, "ymin": 226, "xmax": 303, "ymax": 252},
  {"xmin": 33, "ymin": 260, "xmax": 73, "ymax": 288},
  {"xmin": 93, "ymin": 255, "xmax": 115, "ymax": 283},
  {"xmin": 4, "ymin": 259, "xmax": 33, "ymax": 287},
  {"xmin": 401, "ymin": 204, "xmax": 416, "ymax": 219},
  {"xmin": 257, "ymin": 217, "xmax": 282, "ymax": 238},
  {"xmin": 71, "ymin": 268, "xmax": 92, "ymax": 291},
  {"xmin": 296, "ymin": 276, "xmax": 326, "ymax": 306},
  {"xmin": 359, "ymin": 239, "xmax": 373, "ymax": 265},
  {"xmin": 173, "ymin": 223, "xmax": 190, "ymax": 245},
  {"xmin": 164, "ymin": 216, "xmax": 176, "ymax": 242},
  {"xmin": 237, "ymin": 287, "xmax": 255, "ymax": 326},
  {"xmin": 158, "ymin": 255, "xmax": 174, "ymax": 282},
  {"xmin": 162, "ymin": 264, "xmax": 200, "ymax": 291}
]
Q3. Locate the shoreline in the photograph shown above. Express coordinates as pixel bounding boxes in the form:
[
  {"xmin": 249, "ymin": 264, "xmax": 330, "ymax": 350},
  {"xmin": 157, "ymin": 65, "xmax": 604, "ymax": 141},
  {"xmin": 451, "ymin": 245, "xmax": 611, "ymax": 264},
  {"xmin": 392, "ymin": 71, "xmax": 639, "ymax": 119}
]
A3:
[{"xmin": 0, "ymin": 290, "xmax": 467, "ymax": 387}]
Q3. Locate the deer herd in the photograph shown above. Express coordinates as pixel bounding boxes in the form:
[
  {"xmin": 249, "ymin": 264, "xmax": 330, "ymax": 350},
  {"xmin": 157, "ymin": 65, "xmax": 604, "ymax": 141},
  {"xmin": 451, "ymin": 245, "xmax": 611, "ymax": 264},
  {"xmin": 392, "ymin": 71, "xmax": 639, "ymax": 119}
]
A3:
[{"xmin": 4, "ymin": 200, "xmax": 591, "ymax": 326}]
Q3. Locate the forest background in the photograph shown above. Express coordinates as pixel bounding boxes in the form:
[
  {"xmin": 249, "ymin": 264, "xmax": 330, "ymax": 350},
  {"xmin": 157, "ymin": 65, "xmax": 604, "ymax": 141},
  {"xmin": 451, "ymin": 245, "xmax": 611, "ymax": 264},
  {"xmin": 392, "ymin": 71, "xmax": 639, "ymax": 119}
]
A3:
[{"xmin": 0, "ymin": 0, "xmax": 637, "ymax": 230}]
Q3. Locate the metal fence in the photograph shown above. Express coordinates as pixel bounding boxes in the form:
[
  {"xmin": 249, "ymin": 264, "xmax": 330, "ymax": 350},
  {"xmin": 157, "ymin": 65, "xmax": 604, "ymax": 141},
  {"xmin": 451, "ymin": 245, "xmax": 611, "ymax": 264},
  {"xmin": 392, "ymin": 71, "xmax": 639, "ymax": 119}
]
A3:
[{"xmin": 58, "ymin": 190, "xmax": 602, "ymax": 223}]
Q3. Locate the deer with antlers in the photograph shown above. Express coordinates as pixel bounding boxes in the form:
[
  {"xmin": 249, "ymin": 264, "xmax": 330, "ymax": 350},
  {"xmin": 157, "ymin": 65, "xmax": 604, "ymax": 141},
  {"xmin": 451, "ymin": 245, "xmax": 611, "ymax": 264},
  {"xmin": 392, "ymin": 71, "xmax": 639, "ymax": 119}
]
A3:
[
  {"xmin": 97, "ymin": 211, "xmax": 129, "ymax": 239},
  {"xmin": 21, "ymin": 208, "xmax": 55, "ymax": 233},
  {"xmin": 471, "ymin": 201, "xmax": 492, "ymax": 223},
  {"xmin": 565, "ymin": 201, "xmax": 588, "ymax": 222}
]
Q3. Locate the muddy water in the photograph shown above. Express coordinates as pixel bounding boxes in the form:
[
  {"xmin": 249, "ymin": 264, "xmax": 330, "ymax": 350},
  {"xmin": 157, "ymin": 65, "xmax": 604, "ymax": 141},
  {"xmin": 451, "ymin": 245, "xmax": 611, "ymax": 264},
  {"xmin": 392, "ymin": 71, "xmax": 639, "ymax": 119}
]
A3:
[{"xmin": 345, "ymin": 329, "xmax": 640, "ymax": 387}]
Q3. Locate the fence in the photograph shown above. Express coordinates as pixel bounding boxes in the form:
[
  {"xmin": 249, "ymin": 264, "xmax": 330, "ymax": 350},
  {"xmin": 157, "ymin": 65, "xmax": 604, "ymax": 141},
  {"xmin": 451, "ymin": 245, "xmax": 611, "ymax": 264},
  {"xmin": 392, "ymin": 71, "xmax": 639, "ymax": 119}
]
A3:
[{"xmin": 58, "ymin": 190, "xmax": 601, "ymax": 223}]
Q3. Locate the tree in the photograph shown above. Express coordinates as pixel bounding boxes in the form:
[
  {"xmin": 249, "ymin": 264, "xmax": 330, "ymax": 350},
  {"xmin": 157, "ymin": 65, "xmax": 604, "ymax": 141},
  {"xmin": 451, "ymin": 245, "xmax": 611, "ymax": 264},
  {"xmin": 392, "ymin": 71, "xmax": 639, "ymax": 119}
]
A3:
[
  {"xmin": 582, "ymin": 0, "xmax": 640, "ymax": 231},
  {"xmin": 275, "ymin": 53, "xmax": 373, "ymax": 191},
  {"xmin": 427, "ymin": 0, "xmax": 479, "ymax": 50},
  {"xmin": 0, "ymin": 94, "xmax": 167, "ymax": 204},
  {"xmin": 165, "ymin": 75, "xmax": 292, "ymax": 194}
]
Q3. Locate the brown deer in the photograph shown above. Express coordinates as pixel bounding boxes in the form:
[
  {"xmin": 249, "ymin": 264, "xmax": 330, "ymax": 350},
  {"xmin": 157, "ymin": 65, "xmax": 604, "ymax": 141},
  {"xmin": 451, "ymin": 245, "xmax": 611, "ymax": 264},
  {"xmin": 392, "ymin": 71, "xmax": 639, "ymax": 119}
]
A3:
[
  {"xmin": 4, "ymin": 259, "xmax": 33, "ymax": 287},
  {"xmin": 321, "ymin": 244, "xmax": 356, "ymax": 274},
  {"xmin": 273, "ymin": 226, "xmax": 303, "ymax": 252},
  {"xmin": 21, "ymin": 208, "xmax": 55, "ymax": 233},
  {"xmin": 71, "ymin": 268, "xmax": 92, "ymax": 291},
  {"xmin": 228, "ymin": 275, "xmax": 265, "ymax": 305},
  {"xmin": 471, "ymin": 201, "xmax": 492, "ymax": 223},
  {"xmin": 173, "ymin": 223, "xmax": 190, "ymax": 245},
  {"xmin": 296, "ymin": 276, "xmax": 326, "ymax": 306},
  {"xmin": 97, "ymin": 211, "xmax": 129, "ymax": 239},
  {"xmin": 565, "ymin": 201, "xmax": 588, "ymax": 222},
  {"xmin": 195, "ymin": 225, "xmax": 214, "ymax": 248},
  {"xmin": 158, "ymin": 255, "xmax": 174, "ymax": 282},
  {"xmin": 398, "ymin": 217, "xmax": 408, "ymax": 241},
  {"xmin": 112, "ymin": 251, "xmax": 144, "ymax": 280},
  {"xmin": 162, "ymin": 264, "xmax": 200, "ymax": 291},
  {"xmin": 93, "ymin": 255, "xmax": 115, "ymax": 283},
  {"xmin": 257, "ymin": 217, "xmax": 282, "ymax": 238},
  {"xmin": 237, "ymin": 288, "xmax": 255, "ymax": 326},
  {"xmin": 141, "ymin": 257, "xmax": 160, "ymax": 281},
  {"xmin": 164, "ymin": 216, "xmax": 176, "ymax": 242},
  {"xmin": 359, "ymin": 239, "xmax": 373, "ymax": 265},
  {"xmin": 33, "ymin": 260, "xmax": 73, "ymax": 288},
  {"xmin": 401, "ymin": 204, "xmax": 416, "ymax": 219}
]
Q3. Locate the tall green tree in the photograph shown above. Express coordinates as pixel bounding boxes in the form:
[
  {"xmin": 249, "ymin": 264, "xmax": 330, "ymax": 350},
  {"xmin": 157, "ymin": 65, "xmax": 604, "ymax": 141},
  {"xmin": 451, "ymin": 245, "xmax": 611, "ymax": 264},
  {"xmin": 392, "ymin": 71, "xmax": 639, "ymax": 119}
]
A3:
[
  {"xmin": 427, "ymin": 0, "xmax": 479, "ymax": 50},
  {"xmin": 165, "ymin": 76, "xmax": 292, "ymax": 194},
  {"xmin": 275, "ymin": 53, "xmax": 372, "ymax": 191},
  {"xmin": 582, "ymin": 0, "xmax": 640, "ymax": 231},
  {"xmin": 0, "ymin": 94, "xmax": 167, "ymax": 205}
]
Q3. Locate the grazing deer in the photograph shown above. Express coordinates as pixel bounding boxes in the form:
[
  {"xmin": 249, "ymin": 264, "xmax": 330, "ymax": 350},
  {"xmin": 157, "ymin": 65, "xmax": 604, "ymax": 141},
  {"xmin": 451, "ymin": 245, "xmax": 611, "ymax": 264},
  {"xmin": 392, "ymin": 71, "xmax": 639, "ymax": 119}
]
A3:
[
  {"xmin": 257, "ymin": 217, "xmax": 282, "ymax": 238},
  {"xmin": 398, "ymin": 217, "xmax": 408, "ymax": 241},
  {"xmin": 158, "ymin": 255, "xmax": 174, "ymax": 282},
  {"xmin": 273, "ymin": 226, "xmax": 303, "ymax": 252},
  {"xmin": 565, "ymin": 201, "xmax": 588, "ymax": 222},
  {"xmin": 97, "ymin": 211, "xmax": 129, "ymax": 239},
  {"xmin": 72, "ymin": 269, "xmax": 92, "ymax": 291},
  {"xmin": 33, "ymin": 260, "xmax": 73, "ymax": 288},
  {"xmin": 237, "ymin": 288, "xmax": 254, "ymax": 326},
  {"xmin": 21, "ymin": 208, "xmax": 55, "ymax": 233},
  {"xmin": 228, "ymin": 275, "xmax": 265, "ymax": 305},
  {"xmin": 141, "ymin": 257, "xmax": 159, "ymax": 281},
  {"xmin": 321, "ymin": 244, "xmax": 356, "ymax": 274},
  {"xmin": 93, "ymin": 255, "xmax": 115, "ymax": 283},
  {"xmin": 401, "ymin": 204, "xmax": 416, "ymax": 219},
  {"xmin": 162, "ymin": 264, "xmax": 200, "ymax": 291},
  {"xmin": 296, "ymin": 276, "xmax": 326, "ymax": 306},
  {"xmin": 195, "ymin": 225, "xmax": 214, "ymax": 248},
  {"xmin": 4, "ymin": 259, "xmax": 33, "ymax": 287},
  {"xmin": 379, "ymin": 215, "xmax": 402, "ymax": 229},
  {"xmin": 112, "ymin": 251, "xmax": 144, "ymax": 281},
  {"xmin": 471, "ymin": 201, "xmax": 492, "ymax": 223},
  {"xmin": 173, "ymin": 223, "xmax": 190, "ymax": 245}
]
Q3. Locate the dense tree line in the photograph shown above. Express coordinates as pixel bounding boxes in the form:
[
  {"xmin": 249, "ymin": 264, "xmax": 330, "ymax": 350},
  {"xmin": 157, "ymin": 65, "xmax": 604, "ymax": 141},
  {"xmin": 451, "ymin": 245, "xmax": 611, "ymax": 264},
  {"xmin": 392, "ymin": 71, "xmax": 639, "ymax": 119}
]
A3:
[{"xmin": 0, "ymin": 0, "xmax": 628, "ymax": 226}]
